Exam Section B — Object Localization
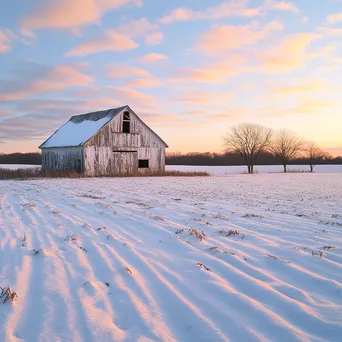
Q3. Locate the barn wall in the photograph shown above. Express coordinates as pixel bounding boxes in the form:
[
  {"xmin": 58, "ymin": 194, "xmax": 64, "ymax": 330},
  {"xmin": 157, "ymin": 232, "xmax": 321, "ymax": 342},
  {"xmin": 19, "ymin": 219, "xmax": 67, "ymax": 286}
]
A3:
[
  {"xmin": 137, "ymin": 147, "xmax": 165, "ymax": 174},
  {"xmin": 84, "ymin": 107, "xmax": 166, "ymax": 176},
  {"xmin": 41, "ymin": 147, "xmax": 84, "ymax": 172}
]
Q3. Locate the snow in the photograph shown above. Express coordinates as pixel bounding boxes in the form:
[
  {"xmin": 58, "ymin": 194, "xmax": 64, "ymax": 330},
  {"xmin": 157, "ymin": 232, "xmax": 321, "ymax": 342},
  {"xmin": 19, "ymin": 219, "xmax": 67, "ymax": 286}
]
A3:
[
  {"xmin": 1, "ymin": 174, "xmax": 342, "ymax": 341},
  {"xmin": 40, "ymin": 116, "xmax": 113, "ymax": 148},
  {"xmin": 166, "ymin": 164, "xmax": 342, "ymax": 174},
  {"xmin": 0, "ymin": 164, "xmax": 40, "ymax": 170},
  {"xmin": 1, "ymin": 164, "xmax": 341, "ymax": 174}
]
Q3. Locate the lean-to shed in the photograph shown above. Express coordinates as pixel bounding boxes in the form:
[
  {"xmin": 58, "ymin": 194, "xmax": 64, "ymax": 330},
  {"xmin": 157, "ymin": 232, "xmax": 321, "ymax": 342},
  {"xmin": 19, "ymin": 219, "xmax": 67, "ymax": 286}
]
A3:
[{"xmin": 39, "ymin": 105, "xmax": 168, "ymax": 176}]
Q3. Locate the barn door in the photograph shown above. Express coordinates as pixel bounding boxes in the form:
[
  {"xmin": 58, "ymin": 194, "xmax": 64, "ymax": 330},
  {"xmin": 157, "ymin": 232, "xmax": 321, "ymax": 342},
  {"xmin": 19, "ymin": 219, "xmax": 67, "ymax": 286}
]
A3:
[{"xmin": 113, "ymin": 152, "xmax": 138, "ymax": 176}]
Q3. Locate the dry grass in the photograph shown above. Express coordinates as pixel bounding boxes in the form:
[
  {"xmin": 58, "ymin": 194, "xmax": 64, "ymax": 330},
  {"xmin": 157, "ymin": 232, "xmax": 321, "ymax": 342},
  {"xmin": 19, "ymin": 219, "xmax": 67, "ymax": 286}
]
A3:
[
  {"xmin": 218, "ymin": 229, "xmax": 241, "ymax": 237},
  {"xmin": 175, "ymin": 228, "xmax": 207, "ymax": 241},
  {"xmin": 0, "ymin": 286, "xmax": 18, "ymax": 304},
  {"xmin": 0, "ymin": 168, "xmax": 41, "ymax": 180},
  {"xmin": 156, "ymin": 170, "xmax": 210, "ymax": 177},
  {"xmin": 0, "ymin": 168, "xmax": 210, "ymax": 180},
  {"xmin": 197, "ymin": 263, "xmax": 210, "ymax": 271}
]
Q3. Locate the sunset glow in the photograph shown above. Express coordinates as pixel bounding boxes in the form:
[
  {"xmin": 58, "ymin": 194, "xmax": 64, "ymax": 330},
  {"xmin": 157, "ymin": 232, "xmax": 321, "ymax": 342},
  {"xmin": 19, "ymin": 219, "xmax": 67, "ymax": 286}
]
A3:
[{"xmin": 1, "ymin": 0, "xmax": 341, "ymax": 155}]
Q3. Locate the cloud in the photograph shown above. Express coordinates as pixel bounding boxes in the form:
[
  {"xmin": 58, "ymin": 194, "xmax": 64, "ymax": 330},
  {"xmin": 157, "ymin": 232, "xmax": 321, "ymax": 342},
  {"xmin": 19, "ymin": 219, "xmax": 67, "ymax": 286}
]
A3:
[
  {"xmin": 0, "ymin": 63, "xmax": 94, "ymax": 102},
  {"xmin": 0, "ymin": 109, "xmax": 12, "ymax": 116},
  {"xmin": 116, "ymin": 18, "xmax": 158, "ymax": 38},
  {"xmin": 170, "ymin": 69, "xmax": 231, "ymax": 83},
  {"xmin": 254, "ymin": 33, "xmax": 322, "ymax": 73},
  {"xmin": 21, "ymin": 0, "xmax": 142, "ymax": 34},
  {"xmin": 196, "ymin": 21, "xmax": 283, "ymax": 55},
  {"xmin": 18, "ymin": 97, "xmax": 120, "ymax": 114},
  {"xmin": 0, "ymin": 29, "xmax": 16, "ymax": 54},
  {"xmin": 123, "ymin": 78, "xmax": 161, "ymax": 88},
  {"xmin": 170, "ymin": 55, "xmax": 246, "ymax": 83},
  {"xmin": 318, "ymin": 27, "xmax": 342, "ymax": 37},
  {"xmin": 272, "ymin": 1, "xmax": 299, "ymax": 12},
  {"xmin": 142, "ymin": 113, "xmax": 182, "ymax": 126},
  {"xmin": 145, "ymin": 32, "xmax": 164, "ymax": 45},
  {"xmin": 268, "ymin": 78, "xmax": 327, "ymax": 95},
  {"xmin": 140, "ymin": 53, "xmax": 167, "ymax": 63},
  {"xmin": 327, "ymin": 12, "xmax": 342, "ymax": 24},
  {"xmin": 174, "ymin": 89, "xmax": 235, "ymax": 106},
  {"xmin": 107, "ymin": 86, "xmax": 161, "ymax": 110},
  {"xmin": 0, "ymin": 96, "xmax": 122, "ymax": 143},
  {"xmin": 160, "ymin": 0, "xmax": 262, "ymax": 24},
  {"xmin": 107, "ymin": 65, "xmax": 150, "ymax": 78},
  {"xmin": 262, "ymin": 98, "xmax": 336, "ymax": 117},
  {"xmin": 66, "ymin": 30, "xmax": 138, "ymax": 56},
  {"xmin": 301, "ymin": 17, "xmax": 309, "ymax": 24}
]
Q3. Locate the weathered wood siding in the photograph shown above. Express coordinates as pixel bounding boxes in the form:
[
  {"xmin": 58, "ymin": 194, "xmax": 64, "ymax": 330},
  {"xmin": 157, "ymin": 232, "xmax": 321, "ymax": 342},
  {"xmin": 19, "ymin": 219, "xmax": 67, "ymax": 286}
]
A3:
[
  {"xmin": 41, "ymin": 147, "xmax": 84, "ymax": 172},
  {"xmin": 84, "ymin": 107, "xmax": 166, "ymax": 176}
]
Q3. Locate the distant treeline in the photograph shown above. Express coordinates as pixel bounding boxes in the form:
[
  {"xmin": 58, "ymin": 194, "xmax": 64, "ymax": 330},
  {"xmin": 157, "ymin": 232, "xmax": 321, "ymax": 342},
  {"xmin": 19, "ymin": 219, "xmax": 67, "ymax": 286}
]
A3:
[
  {"xmin": 0, "ymin": 153, "xmax": 42, "ymax": 165},
  {"xmin": 165, "ymin": 152, "xmax": 342, "ymax": 166},
  {"xmin": 0, "ymin": 152, "xmax": 341, "ymax": 166}
]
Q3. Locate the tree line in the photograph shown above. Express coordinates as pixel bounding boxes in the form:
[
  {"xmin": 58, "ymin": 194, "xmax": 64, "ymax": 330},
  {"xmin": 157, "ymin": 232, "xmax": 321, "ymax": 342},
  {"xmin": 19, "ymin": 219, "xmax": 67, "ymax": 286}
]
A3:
[
  {"xmin": 167, "ymin": 124, "xmax": 341, "ymax": 173},
  {"xmin": 0, "ymin": 153, "xmax": 42, "ymax": 165},
  {"xmin": 166, "ymin": 152, "xmax": 341, "ymax": 167},
  {"xmin": 223, "ymin": 123, "xmax": 336, "ymax": 173}
]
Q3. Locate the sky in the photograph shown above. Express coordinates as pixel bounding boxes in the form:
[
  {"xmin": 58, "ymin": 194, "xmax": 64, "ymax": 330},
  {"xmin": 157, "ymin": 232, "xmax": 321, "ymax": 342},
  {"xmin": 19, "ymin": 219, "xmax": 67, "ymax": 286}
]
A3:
[{"xmin": 0, "ymin": 0, "xmax": 342, "ymax": 156}]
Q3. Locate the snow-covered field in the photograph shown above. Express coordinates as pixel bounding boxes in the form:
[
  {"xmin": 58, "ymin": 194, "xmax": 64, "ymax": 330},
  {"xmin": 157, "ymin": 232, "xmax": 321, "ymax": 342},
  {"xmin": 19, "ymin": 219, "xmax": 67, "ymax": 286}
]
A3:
[
  {"xmin": 166, "ymin": 164, "xmax": 342, "ymax": 174},
  {"xmin": 1, "ymin": 164, "xmax": 341, "ymax": 174},
  {"xmin": 0, "ymin": 164, "xmax": 40, "ymax": 170},
  {"xmin": 1, "ymin": 174, "xmax": 342, "ymax": 342}
]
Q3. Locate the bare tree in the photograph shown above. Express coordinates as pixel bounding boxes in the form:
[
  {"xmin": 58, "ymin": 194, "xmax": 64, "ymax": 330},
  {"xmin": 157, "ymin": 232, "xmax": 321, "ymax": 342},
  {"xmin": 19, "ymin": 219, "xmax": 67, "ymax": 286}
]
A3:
[
  {"xmin": 271, "ymin": 130, "xmax": 303, "ymax": 173},
  {"xmin": 223, "ymin": 123, "xmax": 273, "ymax": 174},
  {"xmin": 305, "ymin": 142, "xmax": 327, "ymax": 172}
]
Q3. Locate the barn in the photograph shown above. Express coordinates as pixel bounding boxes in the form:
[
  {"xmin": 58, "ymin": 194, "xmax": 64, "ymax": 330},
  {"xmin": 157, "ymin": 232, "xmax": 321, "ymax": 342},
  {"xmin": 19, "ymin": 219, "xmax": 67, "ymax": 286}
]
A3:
[{"xmin": 39, "ymin": 105, "xmax": 168, "ymax": 176}]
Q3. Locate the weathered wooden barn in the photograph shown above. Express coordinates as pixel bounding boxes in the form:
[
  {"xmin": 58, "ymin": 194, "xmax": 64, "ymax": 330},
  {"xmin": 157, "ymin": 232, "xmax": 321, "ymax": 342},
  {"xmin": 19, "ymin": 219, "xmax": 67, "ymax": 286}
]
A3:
[{"xmin": 39, "ymin": 105, "xmax": 168, "ymax": 176}]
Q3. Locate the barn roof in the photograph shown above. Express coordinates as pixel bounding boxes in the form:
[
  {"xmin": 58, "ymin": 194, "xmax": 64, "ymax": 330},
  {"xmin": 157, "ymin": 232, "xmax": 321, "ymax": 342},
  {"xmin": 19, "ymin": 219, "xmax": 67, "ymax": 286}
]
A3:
[
  {"xmin": 39, "ymin": 105, "xmax": 168, "ymax": 149},
  {"xmin": 39, "ymin": 106, "xmax": 127, "ymax": 148}
]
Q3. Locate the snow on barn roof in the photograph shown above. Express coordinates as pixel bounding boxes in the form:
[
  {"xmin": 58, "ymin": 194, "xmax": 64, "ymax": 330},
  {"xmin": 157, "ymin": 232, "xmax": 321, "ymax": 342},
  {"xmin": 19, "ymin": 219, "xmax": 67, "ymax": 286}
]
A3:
[{"xmin": 39, "ymin": 106, "xmax": 127, "ymax": 148}]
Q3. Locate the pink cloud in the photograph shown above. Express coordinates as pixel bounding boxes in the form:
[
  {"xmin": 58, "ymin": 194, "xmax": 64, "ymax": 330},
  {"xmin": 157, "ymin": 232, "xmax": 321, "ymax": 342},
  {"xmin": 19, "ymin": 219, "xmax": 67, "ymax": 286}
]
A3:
[
  {"xmin": 145, "ymin": 32, "xmax": 164, "ymax": 45},
  {"xmin": 123, "ymin": 78, "xmax": 161, "ymax": 88},
  {"xmin": 116, "ymin": 18, "xmax": 158, "ymax": 38},
  {"xmin": 170, "ymin": 67, "xmax": 238, "ymax": 84},
  {"xmin": 67, "ymin": 30, "xmax": 138, "ymax": 56},
  {"xmin": 170, "ymin": 55, "xmax": 246, "ymax": 83},
  {"xmin": 21, "ymin": 0, "xmax": 142, "ymax": 34},
  {"xmin": 254, "ymin": 33, "xmax": 322, "ymax": 73},
  {"xmin": 84, "ymin": 97, "xmax": 120, "ymax": 108},
  {"xmin": 107, "ymin": 65, "xmax": 151, "ymax": 78},
  {"xmin": 327, "ymin": 12, "xmax": 342, "ymax": 25},
  {"xmin": 0, "ymin": 29, "xmax": 16, "ymax": 54},
  {"xmin": 140, "ymin": 53, "xmax": 167, "ymax": 63},
  {"xmin": 262, "ymin": 98, "xmax": 337, "ymax": 117},
  {"xmin": 318, "ymin": 27, "xmax": 342, "ymax": 37},
  {"xmin": 0, "ymin": 109, "xmax": 12, "ymax": 116},
  {"xmin": 272, "ymin": 1, "xmax": 299, "ymax": 12},
  {"xmin": 268, "ymin": 78, "xmax": 327, "ymax": 96},
  {"xmin": 174, "ymin": 89, "xmax": 235, "ymax": 106},
  {"xmin": 107, "ymin": 86, "xmax": 162, "ymax": 110},
  {"xmin": 160, "ymin": 0, "xmax": 262, "ymax": 24},
  {"xmin": 0, "ymin": 64, "xmax": 93, "ymax": 102},
  {"xmin": 196, "ymin": 21, "xmax": 283, "ymax": 55}
]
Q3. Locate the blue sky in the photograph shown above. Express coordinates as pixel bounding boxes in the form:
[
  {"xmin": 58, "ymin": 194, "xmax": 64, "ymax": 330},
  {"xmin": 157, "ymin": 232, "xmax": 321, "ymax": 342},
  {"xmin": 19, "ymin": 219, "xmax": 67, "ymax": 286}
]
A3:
[{"xmin": 1, "ymin": 0, "xmax": 342, "ymax": 155}]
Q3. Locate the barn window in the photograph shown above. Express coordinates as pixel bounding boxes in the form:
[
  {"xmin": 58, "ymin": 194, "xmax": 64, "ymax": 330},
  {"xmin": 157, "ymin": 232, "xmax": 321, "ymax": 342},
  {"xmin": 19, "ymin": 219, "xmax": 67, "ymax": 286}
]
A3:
[
  {"xmin": 122, "ymin": 111, "xmax": 130, "ymax": 133},
  {"xmin": 138, "ymin": 159, "xmax": 149, "ymax": 168}
]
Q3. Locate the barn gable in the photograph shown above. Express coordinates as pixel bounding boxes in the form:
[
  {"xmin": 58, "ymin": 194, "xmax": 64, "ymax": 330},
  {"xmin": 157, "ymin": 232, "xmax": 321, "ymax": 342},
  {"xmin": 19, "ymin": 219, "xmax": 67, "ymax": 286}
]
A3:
[{"xmin": 39, "ymin": 105, "xmax": 168, "ymax": 149}]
